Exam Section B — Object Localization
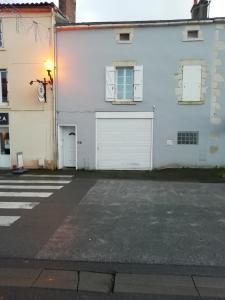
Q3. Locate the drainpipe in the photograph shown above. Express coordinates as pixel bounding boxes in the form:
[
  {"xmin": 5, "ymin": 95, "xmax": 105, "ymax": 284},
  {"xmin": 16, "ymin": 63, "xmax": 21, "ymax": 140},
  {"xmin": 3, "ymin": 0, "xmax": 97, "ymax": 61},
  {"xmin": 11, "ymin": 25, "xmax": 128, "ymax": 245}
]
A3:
[{"xmin": 51, "ymin": 7, "xmax": 57, "ymax": 170}]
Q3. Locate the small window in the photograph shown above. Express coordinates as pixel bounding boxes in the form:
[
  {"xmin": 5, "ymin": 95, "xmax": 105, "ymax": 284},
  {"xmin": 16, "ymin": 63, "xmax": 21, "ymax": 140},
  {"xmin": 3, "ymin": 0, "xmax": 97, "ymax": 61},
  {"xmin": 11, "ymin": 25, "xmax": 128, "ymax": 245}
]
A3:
[
  {"xmin": 0, "ymin": 70, "xmax": 8, "ymax": 103},
  {"xmin": 177, "ymin": 132, "xmax": 199, "ymax": 145},
  {"xmin": 0, "ymin": 20, "xmax": 2, "ymax": 48},
  {"xmin": 187, "ymin": 30, "xmax": 199, "ymax": 39},
  {"xmin": 119, "ymin": 33, "xmax": 130, "ymax": 41}
]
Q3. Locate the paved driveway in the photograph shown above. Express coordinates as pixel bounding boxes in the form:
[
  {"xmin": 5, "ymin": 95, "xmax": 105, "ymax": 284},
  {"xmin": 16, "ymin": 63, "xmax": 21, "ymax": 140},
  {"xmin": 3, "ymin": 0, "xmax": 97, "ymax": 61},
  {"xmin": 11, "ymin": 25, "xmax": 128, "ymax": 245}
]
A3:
[{"xmin": 37, "ymin": 179, "xmax": 225, "ymax": 267}]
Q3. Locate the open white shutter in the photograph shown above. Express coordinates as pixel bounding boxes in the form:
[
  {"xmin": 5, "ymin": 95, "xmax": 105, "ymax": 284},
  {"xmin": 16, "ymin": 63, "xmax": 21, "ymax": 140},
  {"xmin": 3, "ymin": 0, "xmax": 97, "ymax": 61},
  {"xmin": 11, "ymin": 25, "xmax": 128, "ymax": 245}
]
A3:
[
  {"xmin": 182, "ymin": 65, "xmax": 202, "ymax": 101},
  {"xmin": 134, "ymin": 65, "xmax": 143, "ymax": 102},
  {"xmin": 105, "ymin": 66, "xmax": 116, "ymax": 101}
]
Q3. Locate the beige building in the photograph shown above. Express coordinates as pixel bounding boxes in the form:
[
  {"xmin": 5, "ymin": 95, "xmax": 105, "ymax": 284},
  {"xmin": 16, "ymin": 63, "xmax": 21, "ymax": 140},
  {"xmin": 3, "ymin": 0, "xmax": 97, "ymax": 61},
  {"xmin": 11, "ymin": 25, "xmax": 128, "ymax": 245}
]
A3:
[{"xmin": 0, "ymin": 2, "xmax": 73, "ymax": 169}]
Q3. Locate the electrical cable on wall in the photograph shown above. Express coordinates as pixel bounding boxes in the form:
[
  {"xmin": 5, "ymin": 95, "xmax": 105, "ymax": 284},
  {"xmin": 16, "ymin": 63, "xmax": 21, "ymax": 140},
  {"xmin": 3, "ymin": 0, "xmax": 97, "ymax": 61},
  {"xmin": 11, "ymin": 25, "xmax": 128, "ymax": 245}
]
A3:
[{"xmin": 0, "ymin": 0, "xmax": 53, "ymax": 44}]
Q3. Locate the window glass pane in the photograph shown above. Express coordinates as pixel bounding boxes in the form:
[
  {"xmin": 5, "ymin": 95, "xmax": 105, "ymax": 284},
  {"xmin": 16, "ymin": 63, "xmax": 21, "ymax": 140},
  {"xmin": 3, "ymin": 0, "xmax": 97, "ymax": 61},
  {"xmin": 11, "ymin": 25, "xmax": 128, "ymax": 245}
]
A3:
[
  {"xmin": 1, "ymin": 71, "xmax": 7, "ymax": 102},
  {"xmin": 117, "ymin": 68, "xmax": 124, "ymax": 77},
  {"xmin": 177, "ymin": 132, "xmax": 199, "ymax": 145},
  {"xmin": 125, "ymin": 84, "xmax": 133, "ymax": 99},
  {"xmin": 116, "ymin": 67, "xmax": 134, "ymax": 100},
  {"xmin": 0, "ymin": 127, "xmax": 10, "ymax": 155}
]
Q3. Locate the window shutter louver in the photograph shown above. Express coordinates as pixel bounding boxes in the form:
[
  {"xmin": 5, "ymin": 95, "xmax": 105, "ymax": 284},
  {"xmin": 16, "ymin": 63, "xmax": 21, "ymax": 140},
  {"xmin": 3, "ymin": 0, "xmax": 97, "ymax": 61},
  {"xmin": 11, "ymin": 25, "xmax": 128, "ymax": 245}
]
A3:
[
  {"xmin": 134, "ymin": 65, "xmax": 143, "ymax": 102},
  {"xmin": 105, "ymin": 66, "xmax": 116, "ymax": 101},
  {"xmin": 182, "ymin": 65, "xmax": 202, "ymax": 101}
]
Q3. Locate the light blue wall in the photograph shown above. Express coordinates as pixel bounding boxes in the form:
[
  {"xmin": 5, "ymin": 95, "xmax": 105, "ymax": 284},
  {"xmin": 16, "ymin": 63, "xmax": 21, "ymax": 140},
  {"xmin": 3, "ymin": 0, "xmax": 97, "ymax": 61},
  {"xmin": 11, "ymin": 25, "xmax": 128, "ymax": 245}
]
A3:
[{"xmin": 56, "ymin": 22, "xmax": 225, "ymax": 169}]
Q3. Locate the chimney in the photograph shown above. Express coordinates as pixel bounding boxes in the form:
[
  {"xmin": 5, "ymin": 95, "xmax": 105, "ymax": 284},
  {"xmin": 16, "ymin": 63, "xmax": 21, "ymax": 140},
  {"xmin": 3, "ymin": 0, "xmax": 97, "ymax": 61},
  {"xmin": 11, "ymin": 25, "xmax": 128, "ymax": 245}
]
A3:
[
  {"xmin": 191, "ymin": 0, "xmax": 209, "ymax": 20},
  {"xmin": 59, "ymin": 0, "xmax": 76, "ymax": 22}
]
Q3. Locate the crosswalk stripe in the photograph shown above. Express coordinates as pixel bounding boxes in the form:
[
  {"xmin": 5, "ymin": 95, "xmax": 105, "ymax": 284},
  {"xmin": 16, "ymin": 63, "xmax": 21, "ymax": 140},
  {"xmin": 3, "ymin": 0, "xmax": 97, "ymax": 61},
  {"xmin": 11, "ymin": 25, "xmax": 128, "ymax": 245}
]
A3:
[
  {"xmin": 0, "ymin": 216, "xmax": 20, "ymax": 226},
  {"xmin": 0, "ymin": 180, "xmax": 71, "ymax": 184},
  {"xmin": 0, "ymin": 192, "xmax": 52, "ymax": 198},
  {"xmin": 21, "ymin": 175, "xmax": 73, "ymax": 178},
  {"xmin": 0, "ymin": 202, "xmax": 39, "ymax": 209},
  {"xmin": 0, "ymin": 185, "xmax": 63, "ymax": 190}
]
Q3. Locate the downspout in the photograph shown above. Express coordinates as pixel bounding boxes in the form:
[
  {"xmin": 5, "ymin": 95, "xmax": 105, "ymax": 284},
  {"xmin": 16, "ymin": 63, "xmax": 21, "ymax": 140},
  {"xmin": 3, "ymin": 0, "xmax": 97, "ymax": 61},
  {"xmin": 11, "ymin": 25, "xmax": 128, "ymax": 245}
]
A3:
[{"xmin": 51, "ymin": 7, "xmax": 57, "ymax": 169}]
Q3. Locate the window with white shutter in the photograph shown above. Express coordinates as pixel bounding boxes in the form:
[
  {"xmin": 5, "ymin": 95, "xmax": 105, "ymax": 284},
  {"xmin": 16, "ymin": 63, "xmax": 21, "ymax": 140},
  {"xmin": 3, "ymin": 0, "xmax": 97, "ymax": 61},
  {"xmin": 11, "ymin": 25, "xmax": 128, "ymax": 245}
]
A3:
[
  {"xmin": 105, "ymin": 64, "xmax": 143, "ymax": 103},
  {"xmin": 182, "ymin": 65, "xmax": 202, "ymax": 102}
]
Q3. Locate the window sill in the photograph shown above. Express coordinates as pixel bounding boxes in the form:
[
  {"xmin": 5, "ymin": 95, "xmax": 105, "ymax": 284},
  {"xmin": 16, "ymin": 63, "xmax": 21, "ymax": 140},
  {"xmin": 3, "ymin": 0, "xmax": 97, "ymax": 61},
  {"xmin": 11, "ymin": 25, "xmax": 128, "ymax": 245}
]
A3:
[
  {"xmin": 178, "ymin": 100, "xmax": 204, "ymax": 105},
  {"xmin": 112, "ymin": 101, "xmax": 136, "ymax": 105},
  {"xmin": 182, "ymin": 38, "xmax": 204, "ymax": 42},
  {"xmin": 0, "ymin": 48, "xmax": 6, "ymax": 51},
  {"xmin": 0, "ymin": 104, "xmax": 10, "ymax": 108}
]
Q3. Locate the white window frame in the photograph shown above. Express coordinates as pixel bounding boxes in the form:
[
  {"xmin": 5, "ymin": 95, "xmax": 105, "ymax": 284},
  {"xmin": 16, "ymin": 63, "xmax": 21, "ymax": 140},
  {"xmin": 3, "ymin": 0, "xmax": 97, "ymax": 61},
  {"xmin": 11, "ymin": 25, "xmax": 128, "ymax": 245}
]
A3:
[
  {"xmin": 0, "ymin": 70, "xmax": 8, "ymax": 104},
  {"xmin": 116, "ymin": 66, "xmax": 134, "ymax": 101}
]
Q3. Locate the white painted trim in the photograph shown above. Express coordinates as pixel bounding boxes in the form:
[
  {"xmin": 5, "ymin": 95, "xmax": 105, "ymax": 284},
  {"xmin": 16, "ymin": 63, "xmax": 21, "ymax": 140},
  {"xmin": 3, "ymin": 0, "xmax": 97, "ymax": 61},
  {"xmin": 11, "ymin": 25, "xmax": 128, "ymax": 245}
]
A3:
[
  {"xmin": 96, "ymin": 112, "xmax": 154, "ymax": 119},
  {"xmin": 57, "ymin": 124, "xmax": 77, "ymax": 169}
]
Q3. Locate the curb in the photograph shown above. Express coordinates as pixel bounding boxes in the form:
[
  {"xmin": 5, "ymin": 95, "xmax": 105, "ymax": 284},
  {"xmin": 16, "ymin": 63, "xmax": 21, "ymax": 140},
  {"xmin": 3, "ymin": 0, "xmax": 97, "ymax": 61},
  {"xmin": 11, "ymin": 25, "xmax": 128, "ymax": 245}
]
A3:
[{"xmin": 0, "ymin": 267, "xmax": 225, "ymax": 299}]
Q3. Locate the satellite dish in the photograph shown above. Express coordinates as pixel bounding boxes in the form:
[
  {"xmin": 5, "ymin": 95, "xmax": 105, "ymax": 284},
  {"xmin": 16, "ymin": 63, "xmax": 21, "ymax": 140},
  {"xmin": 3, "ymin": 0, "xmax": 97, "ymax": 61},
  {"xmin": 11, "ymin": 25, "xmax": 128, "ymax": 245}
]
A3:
[{"xmin": 37, "ymin": 83, "xmax": 45, "ymax": 103}]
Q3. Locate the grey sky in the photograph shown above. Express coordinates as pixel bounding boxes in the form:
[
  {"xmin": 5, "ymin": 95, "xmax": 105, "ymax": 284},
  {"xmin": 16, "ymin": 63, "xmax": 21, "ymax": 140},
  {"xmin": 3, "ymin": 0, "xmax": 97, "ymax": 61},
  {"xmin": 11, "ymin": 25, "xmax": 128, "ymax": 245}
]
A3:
[{"xmin": 2, "ymin": 0, "xmax": 225, "ymax": 21}]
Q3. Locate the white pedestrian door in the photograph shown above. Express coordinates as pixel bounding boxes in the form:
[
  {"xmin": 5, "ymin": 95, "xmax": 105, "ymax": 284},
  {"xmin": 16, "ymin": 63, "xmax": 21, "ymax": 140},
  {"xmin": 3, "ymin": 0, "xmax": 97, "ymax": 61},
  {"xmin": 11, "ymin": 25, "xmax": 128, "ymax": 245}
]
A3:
[{"xmin": 63, "ymin": 127, "xmax": 76, "ymax": 167}]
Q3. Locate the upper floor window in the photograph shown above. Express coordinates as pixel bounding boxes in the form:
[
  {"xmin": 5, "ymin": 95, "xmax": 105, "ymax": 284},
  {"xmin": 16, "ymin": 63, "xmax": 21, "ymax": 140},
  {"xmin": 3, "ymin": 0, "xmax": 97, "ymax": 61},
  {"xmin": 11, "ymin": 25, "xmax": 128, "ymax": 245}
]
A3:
[
  {"xmin": 182, "ymin": 26, "xmax": 203, "ymax": 42},
  {"xmin": 0, "ymin": 70, "xmax": 8, "ymax": 103},
  {"xmin": 115, "ymin": 29, "xmax": 134, "ymax": 44},
  {"xmin": 116, "ymin": 67, "xmax": 134, "ymax": 100},
  {"xmin": 187, "ymin": 30, "xmax": 199, "ymax": 39},
  {"xmin": 105, "ymin": 64, "xmax": 143, "ymax": 103},
  {"xmin": 0, "ymin": 20, "xmax": 3, "ymax": 48},
  {"xmin": 182, "ymin": 65, "xmax": 202, "ymax": 102}
]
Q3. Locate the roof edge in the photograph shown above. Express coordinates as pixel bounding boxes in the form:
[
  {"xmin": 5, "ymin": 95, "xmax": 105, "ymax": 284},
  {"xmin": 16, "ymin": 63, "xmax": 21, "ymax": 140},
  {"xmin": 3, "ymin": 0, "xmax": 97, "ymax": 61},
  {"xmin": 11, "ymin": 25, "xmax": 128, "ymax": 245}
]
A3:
[{"xmin": 56, "ymin": 17, "xmax": 225, "ymax": 30}]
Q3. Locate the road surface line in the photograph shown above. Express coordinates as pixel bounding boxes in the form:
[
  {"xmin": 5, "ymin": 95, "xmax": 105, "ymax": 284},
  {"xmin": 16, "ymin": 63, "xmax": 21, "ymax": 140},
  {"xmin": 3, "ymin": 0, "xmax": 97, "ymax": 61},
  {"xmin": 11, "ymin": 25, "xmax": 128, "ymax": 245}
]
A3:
[
  {"xmin": 0, "ymin": 216, "xmax": 20, "ymax": 226},
  {"xmin": 0, "ymin": 202, "xmax": 39, "ymax": 209},
  {"xmin": 0, "ymin": 185, "xmax": 63, "ymax": 190},
  {"xmin": 0, "ymin": 180, "xmax": 71, "ymax": 184},
  {"xmin": 21, "ymin": 175, "xmax": 73, "ymax": 178},
  {"xmin": 0, "ymin": 192, "xmax": 53, "ymax": 198}
]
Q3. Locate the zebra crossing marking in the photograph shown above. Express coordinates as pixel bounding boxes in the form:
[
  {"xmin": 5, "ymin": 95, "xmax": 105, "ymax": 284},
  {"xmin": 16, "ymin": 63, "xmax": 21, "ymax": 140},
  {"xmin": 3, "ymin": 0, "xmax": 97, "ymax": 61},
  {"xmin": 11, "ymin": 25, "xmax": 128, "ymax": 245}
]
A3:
[
  {"xmin": 0, "ymin": 202, "xmax": 39, "ymax": 209},
  {"xmin": 0, "ymin": 216, "xmax": 20, "ymax": 226},
  {"xmin": 21, "ymin": 174, "xmax": 73, "ymax": 178},
  {"xmin": 0, "ymin": 192, "xmax": 52, "ymax": 198},
  {"xmin": 0, "ymin": 185, "xmax": 63, "ymax": 190},
  {"xmin": 0, "ymin": 180, "xmax": 71, "ymax": 184},
  {"xmin": 0, "ymin": 175, "xmax": 72, "ymax": 227}
]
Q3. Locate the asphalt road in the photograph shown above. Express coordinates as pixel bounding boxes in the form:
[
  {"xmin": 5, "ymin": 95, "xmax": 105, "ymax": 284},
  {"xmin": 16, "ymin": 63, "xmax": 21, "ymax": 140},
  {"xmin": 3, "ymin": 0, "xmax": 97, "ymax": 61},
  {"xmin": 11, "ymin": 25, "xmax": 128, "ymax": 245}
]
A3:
[{"xmin": 0, "ymin": 171, "xmax": 225, "ymax": 277}]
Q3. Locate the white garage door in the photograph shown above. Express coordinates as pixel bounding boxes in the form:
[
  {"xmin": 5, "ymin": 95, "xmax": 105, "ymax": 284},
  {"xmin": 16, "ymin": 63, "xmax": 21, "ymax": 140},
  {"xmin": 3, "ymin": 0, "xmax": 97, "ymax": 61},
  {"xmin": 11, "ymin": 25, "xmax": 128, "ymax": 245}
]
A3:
[{"xmin": 96, "ymin": 112, "xmax": 153, "ymax": 170}]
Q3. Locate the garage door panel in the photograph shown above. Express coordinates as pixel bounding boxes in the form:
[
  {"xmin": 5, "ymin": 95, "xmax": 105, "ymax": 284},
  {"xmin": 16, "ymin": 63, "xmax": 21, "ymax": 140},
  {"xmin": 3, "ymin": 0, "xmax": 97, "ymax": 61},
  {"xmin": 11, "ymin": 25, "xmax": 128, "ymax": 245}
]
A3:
[{"xmin": 96, "ymin": 117, "xmax": 152, "ymax": 170}]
